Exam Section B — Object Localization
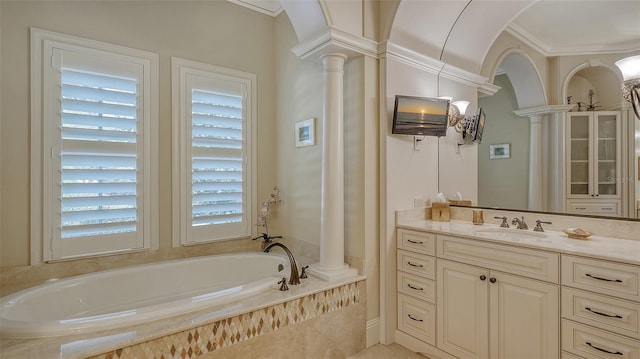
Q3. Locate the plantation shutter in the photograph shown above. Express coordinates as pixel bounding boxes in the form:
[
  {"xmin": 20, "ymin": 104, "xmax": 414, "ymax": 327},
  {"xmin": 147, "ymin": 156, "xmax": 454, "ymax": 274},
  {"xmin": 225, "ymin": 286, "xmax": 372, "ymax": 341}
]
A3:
[
  {"xmin": 50, "ymin": 47, "xmax": 145, "ymax": 258},
  {"xmin": 188, "ymin": 76, "xmax": 249, "ymax": 242}
]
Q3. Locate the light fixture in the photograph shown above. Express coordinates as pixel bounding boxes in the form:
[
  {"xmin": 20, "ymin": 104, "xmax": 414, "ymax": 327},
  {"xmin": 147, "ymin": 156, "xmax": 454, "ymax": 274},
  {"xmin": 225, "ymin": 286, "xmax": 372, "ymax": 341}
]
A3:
[
  {"xmin": 614, "ymin": 55, "xmax": 640, "ymax": 119},
  {"xmin": 448, "ymin": 100, "xmax": 472, "ymax": 133}
]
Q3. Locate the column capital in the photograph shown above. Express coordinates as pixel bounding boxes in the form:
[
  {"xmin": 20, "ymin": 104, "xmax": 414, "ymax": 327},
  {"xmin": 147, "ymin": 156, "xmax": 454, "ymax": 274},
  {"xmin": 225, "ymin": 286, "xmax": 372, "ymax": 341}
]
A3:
[{"xmin": 291, "ymin": 27, "xmax": 378, "ymax": 63}]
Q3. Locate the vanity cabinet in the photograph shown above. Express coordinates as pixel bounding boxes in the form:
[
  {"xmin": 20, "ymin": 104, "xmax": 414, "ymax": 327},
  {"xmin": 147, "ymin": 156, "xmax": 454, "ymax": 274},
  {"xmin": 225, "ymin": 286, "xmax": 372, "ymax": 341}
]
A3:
[
  {"xmin": 566, "ymin": 111, "xmax": 621, "ymax": 216},
  {"xmin": 396, "ymin": 228, "xmax": 437, "ymax": 346},
  {"xmin": 437, "ymin": 236, "xmax": 560, "ymax": 359},
  {"xmin": 560, "ymin": 255, "xmax": 640, "ymax": 358}
]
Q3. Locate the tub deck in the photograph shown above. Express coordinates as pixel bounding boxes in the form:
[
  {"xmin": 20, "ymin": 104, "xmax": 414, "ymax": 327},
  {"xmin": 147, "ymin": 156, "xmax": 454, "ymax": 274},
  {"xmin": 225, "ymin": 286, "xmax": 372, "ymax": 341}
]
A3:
[{"xmin": 1, "ymin": 274, "xmax": 366, "ymax": 359}]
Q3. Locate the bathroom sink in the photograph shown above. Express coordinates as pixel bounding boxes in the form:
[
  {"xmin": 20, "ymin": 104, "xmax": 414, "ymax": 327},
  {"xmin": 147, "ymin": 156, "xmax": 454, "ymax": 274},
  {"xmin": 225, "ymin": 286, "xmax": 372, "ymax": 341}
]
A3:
[{"xmin": 475, "ymin": 228, "xmax": 548, "ymax": 242}]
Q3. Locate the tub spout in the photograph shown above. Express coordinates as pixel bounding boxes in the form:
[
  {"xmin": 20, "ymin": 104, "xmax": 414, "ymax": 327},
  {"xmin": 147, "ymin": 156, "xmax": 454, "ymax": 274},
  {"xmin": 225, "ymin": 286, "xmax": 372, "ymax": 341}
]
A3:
[{"xmin": 263, "ymin": 242, "xmax": 300, "ymax": 285}]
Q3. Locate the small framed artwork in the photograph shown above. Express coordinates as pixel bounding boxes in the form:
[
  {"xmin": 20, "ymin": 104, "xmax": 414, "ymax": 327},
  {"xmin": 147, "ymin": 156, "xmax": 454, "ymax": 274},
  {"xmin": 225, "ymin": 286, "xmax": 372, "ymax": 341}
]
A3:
[
  {"xmin": 489, "ymin": 143, "xmax": 510, "ymax": 159},
  {"xmin": 295, "ymin": 118, "xmax": 315, "ymax": 147}
]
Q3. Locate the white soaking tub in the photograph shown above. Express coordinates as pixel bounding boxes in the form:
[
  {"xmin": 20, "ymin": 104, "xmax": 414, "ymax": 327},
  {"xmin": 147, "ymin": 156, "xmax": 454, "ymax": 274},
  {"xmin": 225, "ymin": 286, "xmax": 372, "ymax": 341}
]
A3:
[{"xmin": 0, "ymin": 253, "xmax": 288, "ymax": 338}]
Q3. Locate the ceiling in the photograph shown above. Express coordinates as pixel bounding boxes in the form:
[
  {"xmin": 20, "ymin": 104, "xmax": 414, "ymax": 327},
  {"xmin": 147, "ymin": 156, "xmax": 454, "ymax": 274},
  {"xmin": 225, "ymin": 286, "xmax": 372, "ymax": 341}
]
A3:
[
  {"xmin": 233, "ymin": 0, "xmax": 640, "ymax": 57},
  {"xmin": 508, "ymin": 0, "xmax": 640, "ymax": 56}
]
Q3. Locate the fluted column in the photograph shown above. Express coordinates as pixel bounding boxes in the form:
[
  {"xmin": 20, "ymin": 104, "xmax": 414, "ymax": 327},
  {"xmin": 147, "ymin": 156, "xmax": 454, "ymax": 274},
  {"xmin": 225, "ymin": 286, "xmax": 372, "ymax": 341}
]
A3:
[{"xmin": 308, "ymin": 53, "xmax": 357, "ymax": 282}]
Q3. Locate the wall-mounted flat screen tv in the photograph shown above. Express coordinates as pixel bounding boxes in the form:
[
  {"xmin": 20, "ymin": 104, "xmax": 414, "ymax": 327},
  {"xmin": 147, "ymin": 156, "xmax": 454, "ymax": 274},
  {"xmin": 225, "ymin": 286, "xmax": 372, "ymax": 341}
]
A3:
[
  {"xmin": 472, "ymin": 107, "xmax": 486, "ymax": 143},
  {"xmin": 391, "ymin": 95, "xmax": 450, "ymax": 137}
]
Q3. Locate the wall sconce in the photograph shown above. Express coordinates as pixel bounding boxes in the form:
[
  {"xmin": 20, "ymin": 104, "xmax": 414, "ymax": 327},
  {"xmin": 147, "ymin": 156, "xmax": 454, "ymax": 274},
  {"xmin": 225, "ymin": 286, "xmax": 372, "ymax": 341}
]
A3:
[
  {"xmin": 448, "ymin": 100, "xmax": 471, "ymax": 133},
  {"xmin": 615, "ymin": 55, "xmax": 640, "ymax": 119}
]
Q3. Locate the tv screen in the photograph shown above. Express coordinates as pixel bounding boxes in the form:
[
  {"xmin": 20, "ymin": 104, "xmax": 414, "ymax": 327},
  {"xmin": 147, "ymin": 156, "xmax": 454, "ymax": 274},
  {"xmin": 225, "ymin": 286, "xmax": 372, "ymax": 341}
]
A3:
[
  {"xmin": 391, "ymin": 95, "xmax": 450, "ymax": 137},
  {"xmin": 473, "ymin": 107, "xmax": 486, "ymax": 143}
]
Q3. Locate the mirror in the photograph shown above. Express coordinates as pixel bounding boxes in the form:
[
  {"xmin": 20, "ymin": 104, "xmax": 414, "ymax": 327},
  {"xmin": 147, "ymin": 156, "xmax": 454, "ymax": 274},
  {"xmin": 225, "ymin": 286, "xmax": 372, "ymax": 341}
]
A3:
[{"xmin": 443, "ymin": 2, "xmax": 640, "ymax": 220}]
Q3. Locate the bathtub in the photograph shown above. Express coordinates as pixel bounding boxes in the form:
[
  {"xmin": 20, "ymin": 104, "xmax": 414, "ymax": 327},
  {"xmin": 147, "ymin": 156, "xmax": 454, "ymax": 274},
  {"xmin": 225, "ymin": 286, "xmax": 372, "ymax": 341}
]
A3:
[{"xmin": 0, "ymin": 253, "xmax": 288, "ymax": 338}]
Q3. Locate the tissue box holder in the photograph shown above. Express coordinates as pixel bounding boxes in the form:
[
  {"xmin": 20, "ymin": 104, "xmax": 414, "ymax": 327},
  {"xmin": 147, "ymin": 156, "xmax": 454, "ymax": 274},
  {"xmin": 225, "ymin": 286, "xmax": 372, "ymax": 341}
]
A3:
[{"xmin": 432, "ymin": 203, "xmax": 450, "ymax": 222}]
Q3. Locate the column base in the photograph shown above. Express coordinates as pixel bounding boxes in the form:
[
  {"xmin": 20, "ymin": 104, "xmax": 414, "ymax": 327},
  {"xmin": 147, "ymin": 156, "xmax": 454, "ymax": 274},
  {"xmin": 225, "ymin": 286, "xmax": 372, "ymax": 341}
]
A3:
[{"xmin": 307, "ymin": 263, "xmax": 359, "ymax": 282}]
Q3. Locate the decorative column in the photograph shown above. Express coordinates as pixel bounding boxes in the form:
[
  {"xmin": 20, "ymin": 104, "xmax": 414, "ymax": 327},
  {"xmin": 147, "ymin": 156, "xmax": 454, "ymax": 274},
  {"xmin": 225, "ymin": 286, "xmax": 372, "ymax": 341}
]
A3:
[
  {"xmin": 515, "ymin": 105, "xmax": 573, "ymax": 212},
  {"xmin": 528, "ymin": 115, "xmax": 544, "ymax": 211},
  {"xmin": 308, "ymin": 53, "xmax": 358, "ymax": 282}
]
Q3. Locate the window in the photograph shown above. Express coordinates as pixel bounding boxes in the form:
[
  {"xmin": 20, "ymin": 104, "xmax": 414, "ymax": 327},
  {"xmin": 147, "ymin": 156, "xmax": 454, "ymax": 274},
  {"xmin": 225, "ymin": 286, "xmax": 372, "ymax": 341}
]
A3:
[
  {"xmin": 31, "ymin": 29, "xmax": 158, "ymax": 262},
  {"xmin": 172, "ymin": 57, "xmax": 256, "ymax": 245}
]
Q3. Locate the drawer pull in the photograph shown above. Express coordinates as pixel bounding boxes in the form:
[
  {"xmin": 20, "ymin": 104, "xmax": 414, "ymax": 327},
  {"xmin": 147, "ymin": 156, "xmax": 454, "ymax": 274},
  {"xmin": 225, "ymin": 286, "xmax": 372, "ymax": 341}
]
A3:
[
  {"xmin": 407, "ymin": 283, "xmax": 424, "ymax": 291},
  {"xmin": 586, "ymin": 342, "xmax": 623, "ymax": 355},
  {"xmin": 407, "ymin": 239, "xmax": 424, "ymax": 244},
  {"xmin": 407, "ymin": 314, "xmax": 424, "ymax": 322},
  {"xmin": 585, "ymin": 307, "xmax": 623, "ymax": 319},
  {"xmin": 586, "ymin": 273, "xmax": 623, "ymax": 283},
  {"xmin": 407, "ymin": 261, "xmax": 424, "ymax": 268}
]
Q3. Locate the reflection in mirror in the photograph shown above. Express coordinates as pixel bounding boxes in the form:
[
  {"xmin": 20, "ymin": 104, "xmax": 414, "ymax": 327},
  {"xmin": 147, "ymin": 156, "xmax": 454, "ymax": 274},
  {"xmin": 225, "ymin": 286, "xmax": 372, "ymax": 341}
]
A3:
[{"xmin": 476, "ymin": 58, "xmax": 639, "ymax": 220}]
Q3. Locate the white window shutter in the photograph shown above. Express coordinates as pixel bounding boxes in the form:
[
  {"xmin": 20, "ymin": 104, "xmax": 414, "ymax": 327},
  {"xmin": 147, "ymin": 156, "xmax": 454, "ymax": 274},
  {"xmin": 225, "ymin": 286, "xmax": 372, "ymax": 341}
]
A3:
[
  {"xmin": 172, "ymin": 58, "xmax": 256, "ymax": 245},
  {"xmin": 33, "ymin": 29, "xmax": 158, "ymax": 261}
]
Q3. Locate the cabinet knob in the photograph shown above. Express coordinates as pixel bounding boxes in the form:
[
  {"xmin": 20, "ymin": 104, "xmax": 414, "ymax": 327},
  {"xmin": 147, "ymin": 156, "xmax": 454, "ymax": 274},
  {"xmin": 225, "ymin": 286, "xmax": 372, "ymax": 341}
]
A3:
[
  {"xmin": 489, "ymin": 277, "xmax": 497, "ymax": 283},
  {"xmin": 479, "ymin": 275, "xmax": 486, "ymax": 281}
]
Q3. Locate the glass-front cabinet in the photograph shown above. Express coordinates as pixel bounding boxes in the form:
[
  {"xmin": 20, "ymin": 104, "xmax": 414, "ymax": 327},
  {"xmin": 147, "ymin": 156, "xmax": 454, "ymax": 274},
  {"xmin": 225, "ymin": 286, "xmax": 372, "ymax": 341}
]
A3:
[{"xmin": 566, "ymin": 111, "xmax": 621, "ymax": 216}]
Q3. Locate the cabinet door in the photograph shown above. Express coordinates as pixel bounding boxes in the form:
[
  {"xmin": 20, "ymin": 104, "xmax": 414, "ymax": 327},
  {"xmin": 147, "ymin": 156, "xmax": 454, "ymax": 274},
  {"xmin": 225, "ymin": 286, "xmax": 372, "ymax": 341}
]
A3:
[
  {"xmin": 594, "ymin": 112, "xmax": 620, "ymax": 197},
  {"xmin": 568, "ymin": 113, "xmax": 592, "ymax": 197},
  {"xmin": 437, "ymin": 260, "xmax": 489, "ymax": 359},
  {"xmin": 490, "ymin": 271, "xmax": 560, "ymax": 359}
]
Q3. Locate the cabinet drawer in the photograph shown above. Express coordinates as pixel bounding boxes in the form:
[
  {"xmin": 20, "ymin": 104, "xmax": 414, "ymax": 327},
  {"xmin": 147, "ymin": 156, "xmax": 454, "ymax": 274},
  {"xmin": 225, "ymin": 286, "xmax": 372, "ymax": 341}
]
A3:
[
  {"xmin": 437, "ymin": 235, "xmax": 559, "ymax": 283},
  {"xmin": 398, "ymin": 293, "xmax": 436, "ymax": 345},
  {"xmin": 397, "ymin": 249, "xmax": 436, "ymax": 279},
  {"xmin": 397, "ymin": 271, "xmax": 436, "ymax": 303},
  {"xmin": 397, "ymin": 228, "xmax": 436, "ymax": 255},
  {"xmin": 568, "ymin": 201, "xmax": 619, "ymax": 215},
  {"xmin": 562, "ymin": 255, "xmax": 640, "ymax": 302},
  {"xmin": 563, "ymin": 288, "xmax": 639, "ymax": 339},
  {"xmin": 562, "ymin": 320, "xmax": 640, "ymax": 359},
  {"xmin": 561, "ymin": 352, "xmax": 582, "ymax": 359}
]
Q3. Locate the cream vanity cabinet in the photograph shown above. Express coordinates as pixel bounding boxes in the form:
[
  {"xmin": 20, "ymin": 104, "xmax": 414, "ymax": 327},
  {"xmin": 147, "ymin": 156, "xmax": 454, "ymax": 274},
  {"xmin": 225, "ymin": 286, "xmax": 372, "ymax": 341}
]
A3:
[
  {"xmin": 566, "ymin": 111, "xmax": 621, "ymax": 216},
  {"xmin": 436, "ymin": 235, "xmax": 560, "ymax": 359},
  {"xmin": 396, "ymin": 228, "xmax": 437, "ymax": 346},
  {"xmin": 396, "ymin": 229, "xmax": 560, "ymax": 358},
  {"xmin": 561, "ymin": 255, "xmax": 640, "ymax": 359}
]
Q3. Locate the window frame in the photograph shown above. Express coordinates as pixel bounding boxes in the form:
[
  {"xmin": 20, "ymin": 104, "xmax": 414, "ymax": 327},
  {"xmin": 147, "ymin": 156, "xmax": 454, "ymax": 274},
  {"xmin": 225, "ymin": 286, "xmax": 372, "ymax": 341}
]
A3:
[
  {"xmin": 171, "ymin": 57, "xmax": 257, "ymax": 246},
  {"xmin": 30, "ymin": 28, "xmax": 159, "ymax": 263}
]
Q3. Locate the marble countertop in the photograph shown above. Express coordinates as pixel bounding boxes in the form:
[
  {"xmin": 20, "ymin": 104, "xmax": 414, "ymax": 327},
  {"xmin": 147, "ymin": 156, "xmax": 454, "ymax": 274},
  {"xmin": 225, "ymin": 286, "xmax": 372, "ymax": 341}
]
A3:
[
  {"xmin": 0, "ymin": 274, "xmax": 366, "ymax": 359},
  {"xmin": 396, "ymin": 218, "xmax": 640, "ymax": 266}
]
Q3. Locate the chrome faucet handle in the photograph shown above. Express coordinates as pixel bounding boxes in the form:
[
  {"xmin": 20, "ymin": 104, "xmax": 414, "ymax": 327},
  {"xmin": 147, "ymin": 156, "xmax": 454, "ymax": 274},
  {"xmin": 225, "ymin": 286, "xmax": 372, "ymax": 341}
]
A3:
[
  {"xmin": 278, "ymin": 277, "xmax": 289, "ymax": 291},
  {"xmin": 300, "ymin": 265, "xmax": 309, "ymax": 279},
  {"xmin": 534, "ymin": 220, "xmax": 552, "ymax": 232},
  {"xmin": 494, "ymin": 216, "xmax": 509, "ymax": 228}
]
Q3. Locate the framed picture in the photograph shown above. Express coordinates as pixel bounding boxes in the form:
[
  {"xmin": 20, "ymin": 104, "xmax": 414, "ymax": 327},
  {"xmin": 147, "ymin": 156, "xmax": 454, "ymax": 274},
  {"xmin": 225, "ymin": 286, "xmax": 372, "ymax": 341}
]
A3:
[
  {"xmin": 489, "ymin": 143, "xmax": 510, "ymax": 159},
  {"xmin": 295, "ymin": 118, "xmax": 315, "ymax": 147}
]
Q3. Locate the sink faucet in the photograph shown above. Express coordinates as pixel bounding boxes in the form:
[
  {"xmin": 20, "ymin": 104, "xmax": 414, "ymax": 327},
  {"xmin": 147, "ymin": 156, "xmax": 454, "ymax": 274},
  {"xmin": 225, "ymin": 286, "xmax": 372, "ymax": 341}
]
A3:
[
  {"xmin": 263, "ymin": 242, "xmax": 301, "ymax": 285},
  {"xmin": 533, "ymin": 220, "xmax": 552, "ymax": 232},
  {"xmin": 512, "ymin": 216, "xmax": 528, "ymax": 230}
]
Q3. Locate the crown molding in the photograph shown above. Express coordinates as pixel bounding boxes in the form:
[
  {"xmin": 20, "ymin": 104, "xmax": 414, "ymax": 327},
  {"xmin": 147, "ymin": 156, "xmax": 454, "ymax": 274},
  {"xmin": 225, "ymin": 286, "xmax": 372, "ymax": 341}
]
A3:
[
  {"xmin": 514, "ymin": 104, "xmax": 574, "ymax": 117},
  {"xmin": 506, "ymin": 24, "xmax": 640, "ymax": 57},
  {"xmin": 226, "ymin": 0, "xmax": 284, "ymax": 17}
]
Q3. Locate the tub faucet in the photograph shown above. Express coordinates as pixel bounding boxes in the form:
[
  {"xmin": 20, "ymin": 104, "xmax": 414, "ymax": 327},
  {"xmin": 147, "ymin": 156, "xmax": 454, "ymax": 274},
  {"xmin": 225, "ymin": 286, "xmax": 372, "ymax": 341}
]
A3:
[
  {"xmin": 263, "ymin": 242, "xmax": 301, "ymax": 285},
  {"xmin": 512, "ymin": 216, "xmax": 528, "ymax": 230}
]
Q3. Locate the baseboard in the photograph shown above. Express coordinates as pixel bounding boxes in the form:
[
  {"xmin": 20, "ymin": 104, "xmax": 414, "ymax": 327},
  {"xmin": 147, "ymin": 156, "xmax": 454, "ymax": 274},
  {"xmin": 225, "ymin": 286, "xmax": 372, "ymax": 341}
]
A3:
[
  {"xmin": 395, "ymin": 330, "xmax": 457, "ymax": 359},
  {"xmin": 366, "ymin": 318, "xmax": 380, "ymax": 347}
]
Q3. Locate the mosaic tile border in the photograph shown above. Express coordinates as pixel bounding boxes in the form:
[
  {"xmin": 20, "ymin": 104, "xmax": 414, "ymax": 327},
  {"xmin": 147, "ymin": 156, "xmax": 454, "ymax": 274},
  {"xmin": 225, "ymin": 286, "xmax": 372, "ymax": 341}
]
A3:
[{"xmin": 89, "ymin": 282, "xmax": 362, "ymax": 359}]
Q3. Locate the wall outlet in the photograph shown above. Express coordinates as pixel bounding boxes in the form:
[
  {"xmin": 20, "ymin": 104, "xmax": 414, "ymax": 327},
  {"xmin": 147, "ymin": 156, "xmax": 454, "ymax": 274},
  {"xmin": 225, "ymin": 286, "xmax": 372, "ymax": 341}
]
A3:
[{"xmin": 414, "ymin": 196, "xmax": 427, "ymax": 208}]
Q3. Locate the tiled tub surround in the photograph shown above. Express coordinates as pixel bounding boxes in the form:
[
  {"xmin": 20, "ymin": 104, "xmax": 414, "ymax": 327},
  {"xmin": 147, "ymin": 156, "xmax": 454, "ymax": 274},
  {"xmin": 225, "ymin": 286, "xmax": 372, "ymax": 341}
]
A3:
[
  {"xmin": 395, "ymin": 206, "xmax": 639, "ymax": 359},
  {"xmin": 1, "ymin": 277, "xmax": 366, "ymax": 359}
]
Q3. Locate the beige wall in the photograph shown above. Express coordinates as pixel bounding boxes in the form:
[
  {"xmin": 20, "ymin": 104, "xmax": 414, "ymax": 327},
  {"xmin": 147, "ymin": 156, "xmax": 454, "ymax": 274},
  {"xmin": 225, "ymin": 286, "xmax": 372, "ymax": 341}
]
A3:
[
  {"xmin": 1, "ymin": 2, "xmax": 379, "ymax": 326},
  {"xmin": 0, "ymin": 1, "xmax": 278, "ymax": 267},
  {"xmin": 478, "ymin": 74, "xmax": 529, "ymax": 209}
]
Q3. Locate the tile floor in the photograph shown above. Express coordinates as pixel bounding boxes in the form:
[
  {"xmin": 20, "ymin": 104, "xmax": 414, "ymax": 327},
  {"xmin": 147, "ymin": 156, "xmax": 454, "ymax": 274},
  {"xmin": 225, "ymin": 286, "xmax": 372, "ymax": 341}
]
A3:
[{"xmin": 348, "ymin": 343, "xmax": 427, "ymax": 358}]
